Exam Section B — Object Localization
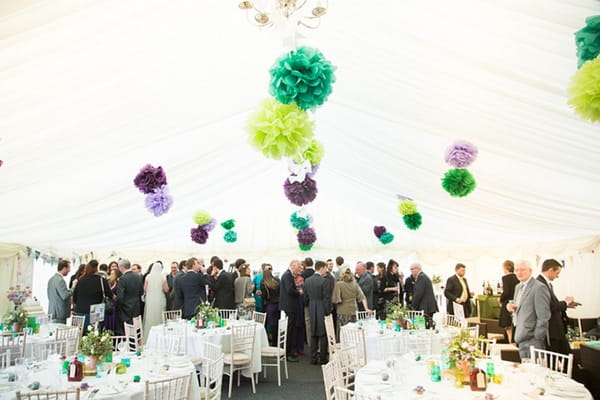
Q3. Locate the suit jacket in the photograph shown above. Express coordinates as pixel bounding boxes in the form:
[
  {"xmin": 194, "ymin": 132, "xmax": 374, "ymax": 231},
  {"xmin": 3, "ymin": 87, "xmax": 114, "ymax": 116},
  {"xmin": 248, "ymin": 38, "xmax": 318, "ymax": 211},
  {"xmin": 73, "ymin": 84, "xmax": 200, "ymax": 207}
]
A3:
[
  {"xmin": 304, "ymin": 273, "xmax": 331, "ymax": 337},
  {"xmin": 279, "ymin": 269, "xmax": 300, "ymax": 314},
  {"xmin": 513, "ymin": 277, "xmax": 551, "ymax": 345},
  {"xmin": 358, "ymin": 273, "xmax": 374, "ymax": 310},
  {"xmin": 177, "ymin": 271, "xmax": 211, "ymax": 319},
  {"xmin": 444, "ymin": 275, "xmax": 472, "ymax": 316},
  {"xmin": 499, "ymin": 273, "xmax": 520, "ymax": 327},
  {"xmin": 213, "ymin": 270, "xmax": 235, "ymax": 310},
  {"xmin": 116, "ymin": 270, "xmax": 144, "ymax": 324},
  {"xmin": 536, "ymin": 275, "xmax": 570, "ymax": 354},
  {"xmin": 172, "ymin": 270, "xmax": 186, "ymax": 310},
  {"xmin": 302, "ymin": 268, "xmax": 315, "ymax": 280},
  {"xmin": 47, "ymin": 273, "xmax": 71, "ymax": 323},
  {"xmin": 404, "ymin": 275, "xmax": 416, "ymax": 306},
  {"xmin": 412, "ymin": 272, "xmax": 438, "ymax": 315}
]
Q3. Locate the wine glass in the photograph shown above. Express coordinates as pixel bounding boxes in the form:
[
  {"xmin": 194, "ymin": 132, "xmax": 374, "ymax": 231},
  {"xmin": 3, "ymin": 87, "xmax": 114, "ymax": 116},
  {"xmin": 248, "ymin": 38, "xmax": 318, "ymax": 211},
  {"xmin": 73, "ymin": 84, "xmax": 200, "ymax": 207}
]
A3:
[{"xmin": 117, "ymin": 340, "xmax": 127, "ymax": 357}]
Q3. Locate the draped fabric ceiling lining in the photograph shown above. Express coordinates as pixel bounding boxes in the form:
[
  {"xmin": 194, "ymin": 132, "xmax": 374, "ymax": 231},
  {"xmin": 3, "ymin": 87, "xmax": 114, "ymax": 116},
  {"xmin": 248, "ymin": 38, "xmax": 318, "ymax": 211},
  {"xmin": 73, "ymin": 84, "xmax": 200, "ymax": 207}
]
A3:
[{"xmin": 0, "ymin": 0, "xmax": 599, "ymax": 262}]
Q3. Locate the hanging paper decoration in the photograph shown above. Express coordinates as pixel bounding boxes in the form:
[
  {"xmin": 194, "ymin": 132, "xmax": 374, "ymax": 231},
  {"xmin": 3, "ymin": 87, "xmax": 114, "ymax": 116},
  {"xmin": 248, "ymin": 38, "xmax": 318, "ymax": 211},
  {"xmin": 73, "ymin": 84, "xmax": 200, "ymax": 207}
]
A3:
[
  {"xmin": 269, "ymin": 46, "xmax": 337, "ymax": 111},
  {"xmin": 283, "ymin": 175, "xmax": 318, "ymax": 206},
  {"xmin": 297, "ymin": 227, "xmax": 317, "ymax": 251},
  {"xmin": 190, "ymin": 226, "xmax": 209, "ymax": 244},
  {"xmin": 133, "ymin": 164, "xmax": 172, "ymax": 217},
  {"xmin": 221, "ymin": 219, "xmax": 237, "ymax": 243},
  {"xmin": 291, "ymin": 210, "xmax": 312, "ymax": 230},
  {"xmin": 373, "ymin": 225, "xmax": 394, "ymax": 245},
  {"xmin": 575, "ymin": 16, "xmax": 600, "ymax": 69},
  {"xmin": 441, "ymin": 140, "xmax": 478, "ymax": 197},
  {"xmin": 397, "ymin": 196, "xmax": 423, "ymax": 230},
  {"xmin": 190, "ymin": 211, "xmax": 217, "ymax": 245},
  {"xmin": 221, "ymin": 219, "xmax": 235, "ymax": 230},
  {"xmin": 296, "ymin": 139, "xmax": 324, "ymax": 167},
  {"xmin": 193, "ymin": 210, "xmax": 212, "ymax": 226},
  {"xmin": 568, "ymin": 56, "xmax": 600, "ymax": 122},
  {"xmin": 247, "ymin": 98, "xmax": 314, "ymax": 160}
]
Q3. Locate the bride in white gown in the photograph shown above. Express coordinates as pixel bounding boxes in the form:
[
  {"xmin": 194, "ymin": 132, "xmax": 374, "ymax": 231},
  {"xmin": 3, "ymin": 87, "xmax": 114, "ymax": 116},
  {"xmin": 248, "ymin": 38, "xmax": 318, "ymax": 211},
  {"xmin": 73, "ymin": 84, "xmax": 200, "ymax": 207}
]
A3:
[{"xmin": 143, "ymin": 261, "xmax": 168, "ymax": 340}]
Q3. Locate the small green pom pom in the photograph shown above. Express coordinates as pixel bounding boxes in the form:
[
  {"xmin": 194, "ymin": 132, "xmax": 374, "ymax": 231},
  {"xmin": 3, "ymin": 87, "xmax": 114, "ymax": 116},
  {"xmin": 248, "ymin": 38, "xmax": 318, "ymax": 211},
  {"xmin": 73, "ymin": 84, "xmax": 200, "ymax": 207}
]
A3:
[
  {"xmin": 220, "ymin": 219, "xmax": 235, "ymax": 230},
  {"xmin": 403, "ymin": 213, "xmax": 422, "ymax": 230},
  {"xmin": 224, "ymin": 231, "xmax": 237, "ymax": 243},
  {"xmin": 398, "ymin": 199, "xmax": 417, "ymax": 216},
  {"xmin": 299, "ymin": 243, "xmax": 314, "ymax": 251},
  {"xmin": 441, "ymin": 168, "xmax": 476, "ymax": 197},
  {"xmin": 379, "ymin": 232, "xmax": 394, "ymax": 245},
  {"xmin": 193, "ymin": 210, "xmax": 211, "ymax": 225},
  {"xmin": 290, "ymin": 212, "xmax": 311, "ymax": 230}
]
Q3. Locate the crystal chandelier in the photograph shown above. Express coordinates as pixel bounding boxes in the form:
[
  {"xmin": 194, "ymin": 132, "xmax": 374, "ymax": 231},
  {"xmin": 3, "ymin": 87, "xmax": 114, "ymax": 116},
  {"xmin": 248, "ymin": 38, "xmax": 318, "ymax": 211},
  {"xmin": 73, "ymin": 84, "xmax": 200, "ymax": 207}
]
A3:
[{"xmin": 238, "ymin": 0, "xmax": 328, "ymax": 29}]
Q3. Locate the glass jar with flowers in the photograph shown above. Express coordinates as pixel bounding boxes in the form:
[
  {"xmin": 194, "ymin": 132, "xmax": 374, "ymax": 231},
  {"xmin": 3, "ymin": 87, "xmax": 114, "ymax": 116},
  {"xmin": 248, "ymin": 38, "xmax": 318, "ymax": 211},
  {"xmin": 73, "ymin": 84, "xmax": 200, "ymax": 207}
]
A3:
[
  {"xmin": 2, "ymin": 308, "xmax": 28, "ymax": 332},
  {"xmin": 386, "ymin": 304, "xmax": 411, "ymax": 328},
  {"xmin": 447, "ymin": 329, "xmax": 486, "ymax": 383},
  {"xmin": 79, "ymin": 327, "xmax": 113, "ymax": 375},
  {"xmin": 194, "ymin": 302, "xmax": 219, "ymax": 329},
  {"xmin": 6, "ymin": 285, "xmax": 32, "ymax": 310}
]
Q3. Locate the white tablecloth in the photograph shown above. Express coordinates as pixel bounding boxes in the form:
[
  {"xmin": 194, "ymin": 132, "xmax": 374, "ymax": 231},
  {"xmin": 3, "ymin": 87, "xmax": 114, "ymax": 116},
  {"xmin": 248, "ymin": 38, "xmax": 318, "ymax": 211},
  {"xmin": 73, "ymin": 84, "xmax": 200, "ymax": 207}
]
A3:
[
  {"xmin": 355, "ymin": 356, "xmax": 593, "ymax": 400},
  {"xmin": 0, "ymin": 354, "xmax": 199, "ymax": 400},
  {"xmin": 145, "ymin": 320, "xmax": 268, "ymax": 375}
]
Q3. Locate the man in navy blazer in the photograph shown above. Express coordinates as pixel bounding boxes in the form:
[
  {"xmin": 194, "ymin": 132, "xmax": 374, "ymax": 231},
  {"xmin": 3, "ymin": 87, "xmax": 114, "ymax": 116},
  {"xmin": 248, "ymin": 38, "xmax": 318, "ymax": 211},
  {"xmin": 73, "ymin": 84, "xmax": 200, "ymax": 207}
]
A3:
[
  {"xmin": 210, "ymin": 258, "xmax": 235, "ymax": 310},
  {"xmin": 177, "ymin": 257, "xmax": 212, "ymax": 319},
  {"xmin": 116, "ymin": 258, "xmax": 144, "ymax": 335},
  {"xmin": 444, "ymin": 263, "xmax": 473, "ymax": 318},
  {"xmin": 279, "ymin": 259, "xmax": 302, "ymax": 362}
]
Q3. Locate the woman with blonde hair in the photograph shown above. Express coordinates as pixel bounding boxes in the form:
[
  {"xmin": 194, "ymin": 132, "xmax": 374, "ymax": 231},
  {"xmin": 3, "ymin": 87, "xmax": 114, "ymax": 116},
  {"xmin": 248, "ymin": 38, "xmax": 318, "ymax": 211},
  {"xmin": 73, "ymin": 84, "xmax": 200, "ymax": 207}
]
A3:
[{"xmin": 332, "ymin": 267, "xmax": 371, "ymax": 330}]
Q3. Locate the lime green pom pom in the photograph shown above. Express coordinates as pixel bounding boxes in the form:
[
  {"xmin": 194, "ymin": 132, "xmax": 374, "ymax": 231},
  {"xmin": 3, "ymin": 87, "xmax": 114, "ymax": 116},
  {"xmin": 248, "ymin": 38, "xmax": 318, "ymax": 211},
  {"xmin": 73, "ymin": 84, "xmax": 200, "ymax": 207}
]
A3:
[
  {"xmin": 193, "ymin": 210, "xmax": 211, "ymax": 225},
  {"xmin": 297, "ymin": 139, "xmax": 324, "ymax": 166},
  {"xmin": 403, "ymin": 213, "xmax": 422, "ymax": 230},
  {"xmin": 224, "ymin": 231, "xmax": 237, "ymax": 243},
  {"xmin": 568, "ymin": 56, "xmax": 600, "ymax": 122},
  {"xmin": 299, "ymin": 243, "xmax": 314, "ymax": 251},
  {"xmin": 247, "ymin": 98, "xmax": 315, "ymax": 160},
  {"xmin": 379, "ymin": 232, "xmax": 394, "ymax": 245},
  {"xmin": 221, "ymin": 219, "xmax": 235, "ymax": 230},
  {"xmin": 398, "ymin": 200, "xmax": 418, "ymax": 216},
  {"xmin": 441, "ymin": 168, "xmax": 477, "ymax": 197}
]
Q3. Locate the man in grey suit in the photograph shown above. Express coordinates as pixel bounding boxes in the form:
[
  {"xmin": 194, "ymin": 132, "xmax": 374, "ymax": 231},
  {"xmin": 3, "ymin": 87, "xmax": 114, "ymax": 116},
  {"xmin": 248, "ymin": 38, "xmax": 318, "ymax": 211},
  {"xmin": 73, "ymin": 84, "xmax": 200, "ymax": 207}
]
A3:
[
  {"xmin": 116, "ymin": 258, "xmax": 144, "ymax": 335},
  {"xmin": 47, "ymin": 259, "xmax": 72, "ymax": 323},
  {"xmin": 507, "ymin": 260, "xmax": 551, "ymax": 360},
  {"xmin": 304, "ymin": 261, "xmax": 331, "ymax": 365},
  {"xmin": 356, "ymin": 261, "xmax": 374, "ymax": 311}
]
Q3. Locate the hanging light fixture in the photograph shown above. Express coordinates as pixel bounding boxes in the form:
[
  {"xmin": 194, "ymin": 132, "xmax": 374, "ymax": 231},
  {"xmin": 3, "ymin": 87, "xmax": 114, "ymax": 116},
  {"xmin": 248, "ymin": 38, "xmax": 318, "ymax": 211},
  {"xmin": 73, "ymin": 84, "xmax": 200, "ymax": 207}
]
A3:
[{"xmin": 238, "ymin": 0, "xmax": 328, "ymax": 29}]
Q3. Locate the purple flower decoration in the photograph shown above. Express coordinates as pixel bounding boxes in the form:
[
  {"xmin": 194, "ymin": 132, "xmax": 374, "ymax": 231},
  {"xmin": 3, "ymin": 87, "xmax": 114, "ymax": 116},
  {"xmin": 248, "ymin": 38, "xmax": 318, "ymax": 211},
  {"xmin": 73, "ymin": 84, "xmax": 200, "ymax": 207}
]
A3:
[
  {"xmin": 445, "ymin": 140, "xmax": 478, "ymax": 168},
  {"xmin": 297, "ymin": 227, "xmax": 317, "ymax": 246},
  {"xmin": 308, "ymin": 163, "xmax": 320, "ymax": 177},
  {"xmin": 134, "ymin": 164, "xmax": 167, "ymax": 194},
  {"xmin": 144, "ymin": 185, "xmax": 173, "ymax": 217},
  {"xmin": 283, "ymin": 175, "xmax": 318, "ymax": 206},
  {"xmin": 373, "ymin": 226, "xmax": 386, "ymax": 238},
  {"xmin": 200, "ymin": 218, "xmax": 217, "ymax": 232},
  {"xmin": 190, "ymin": 226, "xmax": 209, "ymax": 244}
]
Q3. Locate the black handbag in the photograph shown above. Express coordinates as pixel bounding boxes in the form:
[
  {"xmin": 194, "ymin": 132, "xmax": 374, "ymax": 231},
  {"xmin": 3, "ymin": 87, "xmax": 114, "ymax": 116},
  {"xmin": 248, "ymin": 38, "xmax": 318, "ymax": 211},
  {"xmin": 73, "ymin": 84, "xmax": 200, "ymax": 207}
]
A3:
[{"xmin": 100, "ymin": 276, "xmax": 114, "ymax": 314}]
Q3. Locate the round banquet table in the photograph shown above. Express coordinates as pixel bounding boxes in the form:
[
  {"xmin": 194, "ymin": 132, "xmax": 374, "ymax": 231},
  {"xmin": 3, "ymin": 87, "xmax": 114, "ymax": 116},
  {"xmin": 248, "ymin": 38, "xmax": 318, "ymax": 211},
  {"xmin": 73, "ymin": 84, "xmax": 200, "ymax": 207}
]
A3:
[
  {"xmin": 355, "ymin": 355, "xmax": 593, "ymax": 400},
  {"xmin": 0, "ymin": 353, "xmax": 199, "ymax": 400}
]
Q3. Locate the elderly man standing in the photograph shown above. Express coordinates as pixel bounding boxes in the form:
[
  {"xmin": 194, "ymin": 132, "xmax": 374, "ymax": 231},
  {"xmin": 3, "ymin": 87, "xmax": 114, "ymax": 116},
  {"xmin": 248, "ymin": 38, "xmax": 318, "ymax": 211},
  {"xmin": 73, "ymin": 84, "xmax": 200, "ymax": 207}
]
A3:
[
  {"xmin": 410, "ymin": 263, "xmax": 438, "ymax": 325},
  {"xmin": 356, "ymin": 261, "xmax": 374, "ymax": 312},
  {"xmin": 507, "ymin": 260, "xmax": 550, "ymax": 360},
  {"xmin": 47, "ymin": 259, "xmax": 72, "ymax": 323},
  {"xmin": 280, "ymin": 259, "xmax": 303, "ymax": 362}
]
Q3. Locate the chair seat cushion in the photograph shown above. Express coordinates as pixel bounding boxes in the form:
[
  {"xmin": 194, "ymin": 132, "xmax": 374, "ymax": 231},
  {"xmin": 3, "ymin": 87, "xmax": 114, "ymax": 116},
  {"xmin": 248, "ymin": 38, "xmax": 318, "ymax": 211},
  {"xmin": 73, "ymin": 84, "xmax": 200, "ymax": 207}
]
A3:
[
  {"xmin": 261, "ymin": 346, "xmax": 285, "ymax": 356},
  {"xmin": 223, "ymin": 352, "xmax": 251, "ymax": 364}
]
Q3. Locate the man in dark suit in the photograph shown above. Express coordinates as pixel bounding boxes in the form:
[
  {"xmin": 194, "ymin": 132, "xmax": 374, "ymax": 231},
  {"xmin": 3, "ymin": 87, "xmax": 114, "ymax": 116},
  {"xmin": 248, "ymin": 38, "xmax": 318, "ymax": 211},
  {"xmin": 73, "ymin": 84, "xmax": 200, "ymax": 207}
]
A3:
[
  {"xmin": 172, "ymin": 260, "xmax": 187, "ymax": 311},
  {"xmin": 177, "ymin": 257, "xmax": 212, "ymax": 319},
  {"xmin": 304, "ymin": 261, "xmax": 331, "ymax": 365},
  {"xmin": 537, "ymin": 258, "xmax": 580, "ymax": 355},
  {"xmin": 404, "ymin": 274, "xmax": 416, "ymax": 308},
  {"xmin": 210, "ymin": 258, "xmax": 235, "ymax": 310},
  {"xmin": 410, "ymin": 263, "xmax": 439, "ymax": 324},
  {"xmin": 166, "ymin": 261, "xmax": 181, "ymax": 311},
  {"xmin": 280, "ymin": 259, "xmax": 302, "ymax": 362},
  {"xmin": 356, "ymin": 261, "xmax": 374, "ymax": 311},
  {"xmin": 116, "ymin": 258, "xmax": 144, "ymax": 335},
  {"xmin": 444, "ymin": 263, "xmax": 473, "ymax": 318}
]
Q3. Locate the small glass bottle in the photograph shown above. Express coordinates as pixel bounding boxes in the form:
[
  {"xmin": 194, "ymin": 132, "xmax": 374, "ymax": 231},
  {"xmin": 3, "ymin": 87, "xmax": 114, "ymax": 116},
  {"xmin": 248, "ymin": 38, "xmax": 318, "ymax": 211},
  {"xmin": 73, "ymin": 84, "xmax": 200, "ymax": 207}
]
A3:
[
  {"xmin": 67, "ymin": 356, "xmax": 83, "ymax": 382},
  {"xmin": 470, "ymin": 368, "xmax": 487, "ymax": 391}
]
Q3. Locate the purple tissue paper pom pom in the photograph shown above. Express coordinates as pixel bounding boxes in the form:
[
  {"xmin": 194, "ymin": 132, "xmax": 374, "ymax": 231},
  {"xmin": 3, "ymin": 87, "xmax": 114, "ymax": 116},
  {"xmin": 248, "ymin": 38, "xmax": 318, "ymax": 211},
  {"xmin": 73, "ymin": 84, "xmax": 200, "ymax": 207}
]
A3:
[
  {"xmin": 308, "ymin": 163, "xmax": 320, "ymax": 177},
  {"xmin": 190, "ymin": 226, "xmax": 209, "ymax": 244},
  {"xmin": 373, "ymin": 226, "xmax": 387, "ymax": 238},
  {"xmin": 200, "ymin": 218, "xmax": 217, "ymax": 232},
  {"xmin": 297, "ymin": 227, "xmax": 317, "ymax": 246},
  {"xmin": 134, "ymin": 164, "xmax": 167, "ymax": 194},
  {"xmin": 145, "ymin": 185, "xmax": 173, "ymax": 217},
  {"xmin": 445, "ymin": 140, "xmax": 478, "ymax": 168},
  {"xmin": 283, "ymin": 175, "xmax": 318, "ymax": 206}
]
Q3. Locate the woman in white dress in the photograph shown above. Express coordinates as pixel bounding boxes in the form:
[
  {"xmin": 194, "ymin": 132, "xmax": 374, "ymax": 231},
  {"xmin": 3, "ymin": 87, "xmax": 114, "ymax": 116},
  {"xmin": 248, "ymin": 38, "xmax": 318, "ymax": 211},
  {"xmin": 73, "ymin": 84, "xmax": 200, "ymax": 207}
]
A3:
[{"xmin": 143, "ymin": 262, "xmax": 169, "ymax": 339}]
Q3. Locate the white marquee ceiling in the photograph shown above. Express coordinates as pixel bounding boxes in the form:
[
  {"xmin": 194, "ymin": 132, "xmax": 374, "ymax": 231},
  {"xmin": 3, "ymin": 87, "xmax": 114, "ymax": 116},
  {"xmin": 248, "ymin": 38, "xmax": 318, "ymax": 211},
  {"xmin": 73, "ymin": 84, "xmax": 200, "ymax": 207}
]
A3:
[{"xmin": 1, "ymin": 0, "xmax": 599, "ymax": 261}]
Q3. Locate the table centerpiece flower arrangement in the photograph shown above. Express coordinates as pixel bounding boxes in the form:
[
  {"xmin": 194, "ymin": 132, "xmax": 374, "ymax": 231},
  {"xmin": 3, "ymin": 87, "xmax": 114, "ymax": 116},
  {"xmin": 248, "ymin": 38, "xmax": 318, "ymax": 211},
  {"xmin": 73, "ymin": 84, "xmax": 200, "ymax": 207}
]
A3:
[
  {"xmin": 7, "ymin": 284, "xmax": 32, "ymax": 308},
  {"xmin": 2, "ymin": 307, "xmax": 28, "ymax": 332},
  {"xmin": 193, "ymin": 302, "xmax": 219, "ymax": 329},
  {"xmin": 79, "ymin": 326, "xmax": 113, "ymax": 375},
  {"xmin": 447, "ymin": 329, "xmax": 486, "ymax": 382},
  {"xmin": 386, "ymin": 304, "xmax": 411, "ymax": 328}
]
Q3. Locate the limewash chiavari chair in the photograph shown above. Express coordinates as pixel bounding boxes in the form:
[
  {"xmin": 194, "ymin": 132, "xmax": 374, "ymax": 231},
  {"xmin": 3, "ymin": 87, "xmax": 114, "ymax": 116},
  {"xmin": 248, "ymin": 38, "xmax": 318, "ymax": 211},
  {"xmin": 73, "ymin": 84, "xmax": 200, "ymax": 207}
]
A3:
[
  {"xmin": 16, "ymin": 388, "xmax": 80, "ymax": 400},
  {"xmin": 321, "ymin": 358, "xmax": 344, "ymax": 400},
  {"xmin": 259, "ymin": 315, "xmax": 288, "ymax": 386},
  {"xmin": 162, "ymin": 310, "xmax": 182, "ymax": 324},
  {"xmin": 0, "ymin": 331, "xmax": 26, "ymax": 365},
  {"xmin": 55, "ymin": 326, "xmax": 80, "ymax": 356},
  {"xmin": 219, "ymin": 309, "xmax": 238, "ymax": 321},
  {"xmin": 251, "ymin": 311, "xmax": 266, "ymax": 325},
  {"xmin": 530, "ymin": 346, "xmax": 574, "ymax": 378},
  {"xmin": 334, "ymin": 386, "xmax": 381, "ymax": 400},
  {"xmin": 223, "ymin": 323, "xmax": 256, "ymax": 398},
  {"xmin": 144, "ymin": 372, "xmax": 193, "ymax": 400}
]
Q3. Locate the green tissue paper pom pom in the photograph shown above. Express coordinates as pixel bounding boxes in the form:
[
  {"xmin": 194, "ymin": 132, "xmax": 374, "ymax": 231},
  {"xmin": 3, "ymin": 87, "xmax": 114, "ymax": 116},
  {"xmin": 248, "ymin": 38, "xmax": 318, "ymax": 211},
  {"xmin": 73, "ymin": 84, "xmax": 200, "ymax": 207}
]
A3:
[
  {"xmin": 297, "ymin": 139, "xmax": 324, "ymax": 166},
  {"xmin": 403, "ymin": 212, "xmax": 423, "ymax": 230},
  {"xmin": 247, "ymin": 98, "xmax": 315, "ymax": 160},
  {"xmin": 441, "ymin": 168, "xmax": 477, "ymax": 197},
  {"xmin": 568, "ymin": 56, "xmax": 600, "ymax": 122},
  {"xmin": 224, "ymin": 231, "xmax": 237, "ymax": 243},
  {"xmin": 379, "ymin": 232, "xmax": 394, "ymax": 245},
  {"xmin": 575, "ymin": 15, "xmax": 600, "ymax": 69},
  {"xmin": 270, "ymin": 46, "xmax": 337, "ymax": 111},
  {"xmin": 398, "ymin": 200, "xmax": 417, "ymax": 216},
  {"xmin": 290, "ymin": 212, "xmax": 311, "ymax": 230},
  {"xmin": 299, "ymin": 243, "xmax": 314, "ymax": 251},
  {"xmin": 221, "ymin": 219, "xmax": 235, "ymax": 230},
  {"xmin": 193, "ymin": 210, "xmax": 211, "ymax": 225}
]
